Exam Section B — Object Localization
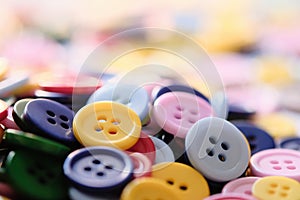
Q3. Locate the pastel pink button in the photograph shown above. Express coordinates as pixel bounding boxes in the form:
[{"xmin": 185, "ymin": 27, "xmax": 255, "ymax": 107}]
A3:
[
  {"xmin": 250, "ymin": 149, "xmax": 300, "ymax": 181},
  {"xmin": 222, "ymin": 177, "xmax": 260, "ymax": 196},
  {"xmin": 153, "ymin": 91, "xmax": 214, "ymax": 138},
  {"xmin": 204, "ymin": 193, "xmax": 258, "ymax": 200}
]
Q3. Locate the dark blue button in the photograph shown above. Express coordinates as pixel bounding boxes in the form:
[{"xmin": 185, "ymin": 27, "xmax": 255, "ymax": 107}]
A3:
[
  {"xmin": 227, "ymin": 104, "xmax": 256, "ymax": 121},
  {"xmin": 63, "ymin": 146, "xmax": 133, "ymax": 193},
  {"xmin": 154, "ymin": 84, "xmax": 209, "ymax": 103},
  {"xmin": 233, "ymin": 121, "xmax": 275, "ymax": 155},
  {"xmin": 279, "ymin": 137, "xmax": 300, "ymax": 151},
  {"xmin": 22, "ymin": 98, "xmax": 78, "ymax": 147}
]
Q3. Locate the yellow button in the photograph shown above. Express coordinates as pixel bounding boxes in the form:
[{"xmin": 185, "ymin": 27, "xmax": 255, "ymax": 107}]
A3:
[
  {"xmin": 252, "ymin": 176, "xmax": 300, "ymax": 200},
  {"xmin": 121, "ymin": 177, "xmax": 180, "ymax": 200},
  {"xmin": 152, "ymin": 162, "xmax": 210, "ymax": 199},
  {"xmin": 73, "ymin": 101, "xmax": 141, "ymax": 150},
  {"xmin": 254, "ymin": 113, "xmax": 297, "ymax": 139}
]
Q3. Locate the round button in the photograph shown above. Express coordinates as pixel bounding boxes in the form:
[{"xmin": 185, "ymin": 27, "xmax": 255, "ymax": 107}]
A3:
[
  {"xmin": 0, "ymin": 107, "xmax": 20, "ymax": 130},
  {"xmin": 0, "ymin": 182, "xmax": 16, "ymax": 200},
  {"xmin": 73, "ymin": 101, "xmax": 141, "ymax": 150},
  {"xmin": 204, "ymin": 192, "xmax": 258, "ymax": 200},
  {"xmin": 153, "ymin": 91, "xmax": 214, "ymax": 138},
  {"xmin": 0, "ymin": 99, "xmax": 8, "ymax": 121},
  {"xmin": 128, "ymin": 152, "xmax": 152, "ymax": 178},
  {"xmin": 69, "ymin": 187, "xmax": 119, "ymax": 200},
  {"xmin": 222, "ymin": 177, "xmax": 260, "ymax": 196},
  {"xmin": 185, "ymin": 117, "xmax": 250, "ymax": 182},
  {"xmin": 233, "ymin": 121, "xmax": 275, "ymax": 155},
  {"xmin": 250, "ymin": 149, "xmax": 300, "ymax": 181},
  {"xmin": 12, "ymin": 98, "xmax": 33, "ymax": 131},
  {"xmin": 227, "ymin": 104, "xmax": 256, "ymax": 121},
  {"xmin": 127, "ymin": 132, "xmax": 155, "ymax": 164},
  {"xmin": 121, "ymin": 177, "xmax": 180, "ymax": 200},
  {"xmin": 86, "ymin": 83, "xmax": 149, "ymax": 121},
  {"xmin": 279, "ymin": 137, "xmax": 300, "ymax": 151},
  {"xmin": 252, "ymin": 176, "xmax": 300, "ymax": 200},
  {"xmin": 23, "ymin": 98, "xmax": 77, "ymax": 147},
  {"xmin": 152, "ymin": 162, "xmax": 210, "ymax": 199},
  {"xmin": 149, "ymin": 136, "xmax": 175, "ymax": 164},
  {"xmin": 63, "ymin": 146, "xmax": 133, "ymax": 192},
  {"xmin": 0, "ymin": 73, "xmax": 29, "ymax": 97},
  {"xmin": 141, "ymin": 108, "xmax": 163, "ymax": 136}
]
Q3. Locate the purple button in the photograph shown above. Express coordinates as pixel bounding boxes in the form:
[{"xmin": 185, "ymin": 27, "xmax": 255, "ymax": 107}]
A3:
[{"xmin": 222, "ymin": 177, "xmax": 260, "ymax": 196}]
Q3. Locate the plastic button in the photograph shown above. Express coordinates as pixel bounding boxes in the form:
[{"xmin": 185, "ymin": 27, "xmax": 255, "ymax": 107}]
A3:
[
  {"xmin": 185, "ymin": 117, "xmax": 250, "ymax": 182},
  {"xmin": 204, "ymin": 193, "xmax": 258, "ymax": 200},
  {"xmin": 252, "ymin": 176, "xmax": 300, "ymax": 200},
  {"xmin": 63, "ymin": 146, "xmax": 133, "ymax": 192},
  {"xmin": 279, "ymin": 137, "xmax": 300, "ymax": 151},
  {"xmin": 73, "ymin": 101, "xmax": 141, "ymax": 150},
  {"xmin": 153, "ymin": 91, "xmax": 214, "ymax": 138},
  {"xmin": 23, "ymin": 98, "xmax": 77, "ymax": 147},
  {"xmin": 227, "ymin": 104, "xmax": 256, "ymax": 121},
  {"xmin": 0, "ymin": 73, "xmax": 29, "ymax": 97},
  {"xmin": 0, "ymin": 126, "xmax": 4, "ymax": 144},
  {"xmin": 0, "ymin": 100, "xmax": 8, "ymax": 121},
  {"xmin": 152, "ymin": 162, "xmax": 210, "ymax": 199},
  {"xmin": 12, "ymin": 98, "xmax": 33, "ymax": 131},
  {"xmin": 250, "ymin": 149, "xmax": 300, "ymax": 181},
  {"xmin": 222, "ymin": 177, "xmax": 260, "ymax": 196},
  {"xmin": 69, "ymin": 187, "xmax": 119, "ymax": 200},
  {"xmin": 149, "ymin": 136, "xmax": 175, "ymax": 164},
  {"xmin": 87, "ymin": 83, "xmax": 149, "ymax": 120},
  {"xmin": 128, "ymin": 152, "xmax": 152, "ymax": 178},
  {"xmin": 0, "ymin": 107, "xmax": 20, "ymax": 130},
  {"xmin": 121, "ymin": 177, "xmax": 180, "ymax": 200}
]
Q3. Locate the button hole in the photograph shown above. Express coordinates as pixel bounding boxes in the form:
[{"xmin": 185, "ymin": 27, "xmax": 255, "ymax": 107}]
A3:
[
  {"xmin": 280, "ymin": 192, "xmax": 287, "ymax": 197},
  {"xmin": 268, "ymin": 190, "xmax": 275, "ymax": 195},
  {"xmin": 250, "ymin": 144, "xmax": 257, "ymax": 151},
  {"xmin": 97, "ymin": 115, "xmax": 107, "ymax": 123},
  {"xmin": 46, "ymin": 110, "xmax": 55, "ymax": 117},
  {"xmin": 47, "ymin": 118, "xmax": 56, "ymax": 125},
  {"xmin": 179, "ymin": 185, "xmax": 188, "ymax": 191},
  {"xmin": 84, "ymin": 167, "xmax": 92, "ymax": 171},
  {"xmin": 273, "ymin": 166, "xmax": 282, "ymax": 170},
  {"xmin": 92, "ymin": 159, "xmax": 101, "ymax": 165},
  {"xmin": 111, "ymin": 119, "xmax": 120, "ymax": 125},
  {"xmin": 176, "ymin": 105, "xmax": 183, "ymax": 111},
  {"xmin": 188, "ymin": 119, "xmax": 196, "ymax": 124},
  {"xmin": 27, "ymin": 168, "xmax": 36, "ymax": 175},
  {"xmin": 270, "ymin": 183, "xmax": 278, "ymax": 188},
  {"xmin": 218, "ymin": 154, "xmax": 226, "ymax": 162},
  {"xmin": 174, "ymin": 113, "xmax": 182, "ymax": 120},
  {"xmin": 206, "ymin": 149, "xmax": 214, "ymax": 157},
  {"xmin": 95, "ymin": 125, "xmax": 103, "ymax": 132},
  {"xmin": 108, "ymin": 127, "xmax": 118, "ymax": 135},
  {"xmin": 248, "ymin": 135, "xmax": 256, "ymax": 141},
  {"xmin": 59, "ymin": 115, "xmax": 69, "ymax": 122},
  {"xmin": 190, "ymin": 110, "xmax": 198, "ymax": 115},
  {"xmin": 38, "ymin": 177, "xmax": 47, "ymax": 185},
  {"xmin": 221, "ymin": 142, "xmax": 229, "ymax": 150},
  {"xmin": 166, "ymin": 179, "xmax": 174, "ymax": 185},
  {"xmin": 270, "ymin": 160, "xmax": 279, "ymax": 164},
  {"xmin": 209, "ymin": 137, "xmax": 217, "ymax": 144},
  {"xmin": 287, "ymin": 166, "xmax": 296, "ymax": 170},
  {"xmin": 96, "ymin": 172, "xmax": 105, "ymax": 176},
  {"xmin": 284, "ymin": 160, "xmax": 293, "ymax": 164},
  {"xmin": 282, "ymin": 186, "xmax": 290, "ymax": 190},
  {"xmin": 60, "ymin": 122, "xmax": 69, "ymax": 129},
  {"xmin": 105, "ymin": 165, "xmax": 113, "ymax": 170}
]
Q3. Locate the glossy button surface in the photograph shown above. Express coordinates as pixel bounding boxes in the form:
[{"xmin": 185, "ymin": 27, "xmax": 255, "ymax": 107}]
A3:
[
  {"xmin": 63, "ymin": 146, "xmax": 133, "ymax": 192},
  {"xmin": 12, "ymin": 98, "xmax": 33, "ymax": 131},
  {"xmin": 87, "ymin": 84, "xmax": 149, "ymax": 120},
  {"xmin": 185, "ymin": 117, "xmax": 250, "ymax": 182},
  {"xmin": 222, "ymin": 177, "xmax": 260, "ymax": 196},
  {"xmin": 149, "ymin": 136, "xmax": 175, "ymax": 164},
  {"xmin": 252, "ymin": 176, "xmax": 300, "ymax": 200},
  {"xmin": 73, "ymin": 101, "xmax": 141, "ymax": 150},
  {"xmin": 153, "ymin": 91, "xmax": 214, "ymax": 138},
  {"xmin": 152, "ymin": 162, "xmax": 210, "ymax": 199},
  {"xmin": 250, "ymin": 149, "xmax": 300, "ymax": 181},
  {"xmin": 279, "ymin": 137, "xmax": 300, "ymax": 151},
  {"xmin": 0, "ymin": 100, "xmax": 8, "ymax": 121}
]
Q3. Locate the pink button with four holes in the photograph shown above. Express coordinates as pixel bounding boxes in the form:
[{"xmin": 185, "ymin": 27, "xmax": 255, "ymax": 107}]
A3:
[
  {"xmin": 222, "ymin": 177, "xmax": 260, "ymax": 196},
  {"xmin": 153, "ymin": 91, "xmax": 214, "ymax": 138},
  {"xmin": 250, "ymin": 149, "xmax": 300, "ymax": 181}
]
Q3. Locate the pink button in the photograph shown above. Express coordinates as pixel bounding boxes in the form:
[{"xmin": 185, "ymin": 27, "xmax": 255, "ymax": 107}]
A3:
[
  {"xmin": 222, "ymin": 177, "xmax": 260, "ymax": 196},
  {"xmin": 250, "ymin": 149, "xmax": 300, "ymax": 181},
  {"xmin": 127, "ymin": 152, "xmax": 152, "ymax": 178},
  {"xmin": 153, "ymin": 91, "xmax": 214, "ymax": 138},
  {"xmin": 204, "ymin": 193, "xmax": 258, "ymax": 200}
]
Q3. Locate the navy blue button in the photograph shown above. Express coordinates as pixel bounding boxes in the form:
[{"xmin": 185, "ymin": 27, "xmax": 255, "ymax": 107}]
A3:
[
  {"xmin": 63, "ymin": 146, "xmax": 133, "ymax": 193},
  {"xmin": 233, "ymin": 121, "xmax": 275, "ymax": 155},
  {"xmin": 279, "ymin": 137, "xmax": 300, "ymax": 151},
  {"xmin": 154, "ymin": 84, "xmax": 209, "ymax": 103},
  {"xmin": 227, "ymin": 104, "xmax": 256, "ymax": 121},
  {"xmin": 22, "ymin": 98, "xmax": 78, "ymax": 147}
]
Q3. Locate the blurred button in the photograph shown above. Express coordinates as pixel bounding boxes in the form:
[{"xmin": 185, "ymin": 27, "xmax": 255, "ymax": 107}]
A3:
[
  {"xmin": 279, "ymin": 137, "xmax": 300, "ymax": 151},
  {"xmin": 0, "ymin": 73, "xmax": 29, "ymax": 97},
  {"xmin": 222, "ymin": 177, "xmax": 260, "ymax": 196},
  {"xmin": 0, "ymin": 126, "xmax": 4, "ymax": 144},
  {"xmin": 185, "ymin": 117, "xmax": 250, "ymax": 182},
  {"xmin": 0, "ymin": 107, "xmax": 20, "ymax": 130},
  {"xmin": 73, "ymin": 101, "xmax": 141, "ymax": 150},
  {"xmin": 0, "ymin": 100, "xmax": 8, "ymax": 121},
  {"xmin": 227, "ymin": 104, "xmax": 256, "ymax": 121},
  {"xmin": 69, "ymin": 187, "xmax": 119, "ymax": 200},
  {"xmin": 204, "ymin": 192, "xmax": 258, "ymax": 200},
  {"xmin": 149, "ymin": 136, "xmax": 175, "ymax": 164},
  {"xmin": 0, "ymin": 58, "xmax": 8, "ymax": 80},
  {"xmin": 128, "ymin": 152, "xmax": 151, "ymax": 178},
  {"xmin": 12, "ymin": 98, "xmax": 33, "ymax": 131},
  {"xmin": 250, "ymin": 149, "xmax": 300, "ymax": 181}
]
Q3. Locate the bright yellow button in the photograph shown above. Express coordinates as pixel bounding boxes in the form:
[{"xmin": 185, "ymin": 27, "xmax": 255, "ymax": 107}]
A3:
[
  {"xmin": 121, "ymin": 177, "xmax": 180, "ymax": 200},
  {"xmin": 152, "ymin": 162, "xmax": 210, "ymax": 199},
  {"xmin": 73, "ymin": 101, "xmax": 141, "ymax": 150},
  {"xmin": 252, "ymin": 176, "xmax": 300, "ymax": 200},
  {"xmin": 254, "ymin": 113, "xmax": 296, "ymax": 139}
]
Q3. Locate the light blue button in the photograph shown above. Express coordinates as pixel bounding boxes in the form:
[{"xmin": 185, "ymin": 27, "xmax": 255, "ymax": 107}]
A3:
[{"xmin": 149, "ymin": 136, "xmax": 175, "ymax": 164}]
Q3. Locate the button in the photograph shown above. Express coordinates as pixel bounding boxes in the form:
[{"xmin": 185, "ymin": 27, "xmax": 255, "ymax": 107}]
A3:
[
  {"xmin": 0, "ymin": 100, "xmax": 8, "ymax": 121},
  {"xmin": 0, "ymin": 126, "xmax": 4, "ymax": 144},
  {"xmin": 63, "ymin": 146, "xmax": 133, "ymax": 192},
  {"xmin": 0, "ymin": 182, "xmax": 16, "ymax": 200},
  {"xmin": 141, "ymin": 108, "xmax": 163, "ymax": 136},
  {"xmin": 152, "ymin": 162, "xmax": 210, "ymax": 199},
  {"xmin": 0, "ymin": 107, "xmax": 20, "ymax": 130},
  {"xmin": 69, "ymin": 187, "xmax": 119, "ymax": 200},
  {"xmin": 250, "ymin": 149, "xmax": 300, "ymax": 181},
  {"xmin": 0, "ymin": 150, "xmax": 68, "ymax": 199},
  {"xmin": 73, "ymin": 101, "xmax": 141, "ymax": 150},
  {"xmin": 279, "ymin": 137, "xmax": 300, "ymax": 151},
  {"xmin": 204, "ymin": 192, "xmax": 258, "ymax": 200},
  {"xmin": 120, "ymin": 177, "xmax": 180, "ymax": 200},
  {"xmin": 252, "ymin": 176, "xmax": 300, "ymax": 200},
  {"xmin": 149, "ymin": 136, "xmax": 175, "ymax": 164},
  {"xmin": 127, "ymin": 131, "xmax": 155, "ymax": 164},
  {"xmin": 128, "ymin": 152, "xmax": 151, "ymax": 178},
  {"xmin": 227, "ymin": 104, "xmax": 256, "ymax": 121},
  {"xmin": 22, "ymin": 98, "xmax": 78, "ymax": 147},
  {"xmin": 0, "ymin": 73, "xmax": 29, "ymax": 97},
  {"xmin": 222, "ymin": 177, "xmax": 260, "ymax": 196},
  {"xmin": 4, "ymin": 129, "xmax": 70, "ymax": 157},
  {"xmin": 86, "ymin": 83, "xmax": 149, "ymax": 120},
  {"xmin": 12, "ymin": 98, "xmax": 33, "ymax": 131},
  {"xmin": 233, "ymin": 121, "xmax": 275, "ymax": 155},
  {"xmin": 153, "ymin": 91, "xmax": 214, "ymax": 138},
  {"xmin": 185, "ymin": 117, "xmax": 250, "ymax": 182}
]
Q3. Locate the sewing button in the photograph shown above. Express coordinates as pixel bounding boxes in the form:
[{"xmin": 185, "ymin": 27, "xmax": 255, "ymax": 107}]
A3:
[
  {"xmin": 0, "ymin": 73, "xmax": 29, "ymax": 97},
  {"xmin": 86, "ymin": 83, "xmax": 149, "ymax": 120},
  {"xmin": 22, "ymin": 98, "xmax": 77, "ymax": 147},
  {"xmin": 152, "ymin": 162, "xmax": 210, "ymax": 199},
  {"xmin": 128, "ymin": 152, "xmax": 151, "ymax": 178},
  {"xmin": 0, "ymin": 100, "xmax": 8, "ymax": 121},
  {"xmin": 149, "ymin": 136, "xmax": 175, "ymax": 164},
  {"xmin": 185, "ymin": 117, "xmax": 250, "ymax": 182},
  {"xmin": 252, "ymin": 176, "xmax": 300, "ymax": 200},
  {"xmin": 279, "ymin": 137, "xmax": 300, "ymax": 151},
  {"xmin": 227, "ymin": 104, "xmax": 256, "ymax": 121},
  {"xmin": 222, "ymin": 177, "xmax": 260, "ymax": 196},
  {"xmin": 204, "ymin": 192, "xmax": 258, "ymax": 200},
  {"xmin": 63, "ymin": 146, "xmax": 133, "ymax": 192},
  {"xmin": 73, "ymin": 101, "xmax": 141, "ymax": 150},
  {"xmin": 120, "ymin": 177, "xmax": 180, "ymax": 200},
  {"xmin": 153, "ymin": 91, "xmax": 214, "ymax": 138},
  {"xmin": 0, "ymin": 107, "xmax": 20, "ymax": 130},
  {"xmin": 250, "ymin": 149, "xmax": 300, "ymax": 181},
  {"xmin": 12, "ymin": 98, "xmax": 33, "ymax": 131}
]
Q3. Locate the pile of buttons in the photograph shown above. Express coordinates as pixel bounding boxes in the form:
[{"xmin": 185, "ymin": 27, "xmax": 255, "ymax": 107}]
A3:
[{"xmin": 1, "ymin": 64, "xmax": 300, "ymax": 200}]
